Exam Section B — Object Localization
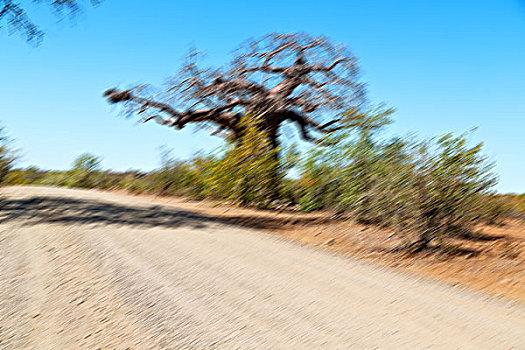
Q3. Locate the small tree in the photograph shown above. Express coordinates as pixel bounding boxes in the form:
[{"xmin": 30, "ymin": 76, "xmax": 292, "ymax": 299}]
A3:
[
  {"xmin": 69, "ymin": 153, "xmax": 101, "ymax": 188},
  {"xmin": 0, "ymin": 127, "xmax": 18, "ymax": 184},
  {"xmin": 297, "ymin": 106, "xmax": 393, "ymax": 212},
  {"xmin": 410, "ymin": 134, "xmax": 498, "ymax": 247}
]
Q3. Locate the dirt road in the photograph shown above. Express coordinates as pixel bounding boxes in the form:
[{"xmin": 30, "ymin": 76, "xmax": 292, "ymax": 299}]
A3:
[{"xmin": 1, "ymin": 186, "xmax": 524, "ymax": 349}]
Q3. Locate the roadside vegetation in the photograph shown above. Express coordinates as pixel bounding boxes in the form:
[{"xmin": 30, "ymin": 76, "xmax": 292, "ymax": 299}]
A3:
[
  {"xmin": 0, "ymin": 127, "xmax": 17, "ymax": 184},
  {"xmin": 1, "ymin": 32, "xmax": 522, "ymax": 255},
  {"xmin": 2, "ymin": 110, "xmax": 522, "ymax": 253}
]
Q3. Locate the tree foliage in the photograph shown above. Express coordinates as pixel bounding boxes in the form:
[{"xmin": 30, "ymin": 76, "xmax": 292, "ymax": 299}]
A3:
[
  {"xmin": 69, "ymin": 152, "xmax": 101, "ymax": 188},
  {"xmin": 198, "ymin": 116, "xmax": 282, "ymax": 207},
  {"xmin": 3, "ymin": 124, "xmax": 514, "ymax": 251},
  {"xmin": 297, "ymin": 111, "xmax": 500, "ymax": 249},
  {"xmin": 0, "ymin": 127, "xmax": 18, "ymax": 184},
  {"xmin": 0, "ymin": 0, "xmax": 99, "ymax": 44}
]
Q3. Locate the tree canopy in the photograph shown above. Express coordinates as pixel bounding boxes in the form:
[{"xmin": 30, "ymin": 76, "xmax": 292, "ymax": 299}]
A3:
[{"xmin": 104, "ymin": 33, "xmax": 367, "ymax": 149}]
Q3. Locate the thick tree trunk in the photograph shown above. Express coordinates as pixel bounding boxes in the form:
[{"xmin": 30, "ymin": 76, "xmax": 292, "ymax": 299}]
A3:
[{"xmin": 266, "ymin": 130, "xmax": 282, "ymax": 205}]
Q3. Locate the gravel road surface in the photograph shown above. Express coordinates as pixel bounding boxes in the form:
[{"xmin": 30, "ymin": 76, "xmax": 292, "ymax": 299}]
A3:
[{"xmin": 1, "ymin": 186, "xmax": 524, "ymax": 349}]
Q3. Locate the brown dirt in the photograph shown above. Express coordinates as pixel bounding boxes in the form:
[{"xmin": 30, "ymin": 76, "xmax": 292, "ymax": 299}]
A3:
[{"xmin": 130, "ymin": 190, "xmax": 525, "ymax": 304}]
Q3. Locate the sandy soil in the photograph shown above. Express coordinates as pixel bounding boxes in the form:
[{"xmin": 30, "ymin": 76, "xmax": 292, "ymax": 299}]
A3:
[
  {"xmin": 132, "ymin": 190, "xmax": 525, "ymax": 303},
  {"xmin": 1, "ymin": 186, "xmax": 524, "ymax": 349}
]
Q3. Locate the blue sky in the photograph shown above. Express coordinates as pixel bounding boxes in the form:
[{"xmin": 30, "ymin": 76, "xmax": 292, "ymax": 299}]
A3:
[{"xmin": 1, "ymin": 0, "xmax": 524, "ymax": 193}]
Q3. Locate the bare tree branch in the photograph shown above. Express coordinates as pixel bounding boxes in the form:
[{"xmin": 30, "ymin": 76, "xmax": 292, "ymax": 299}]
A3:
[
  {"xmin": 1, "ymin": 0, "xmax": 100, "ymax": 45},
  {"xmin": 105, "ymin": 33, "xmax": 367, "ymax": 149}
]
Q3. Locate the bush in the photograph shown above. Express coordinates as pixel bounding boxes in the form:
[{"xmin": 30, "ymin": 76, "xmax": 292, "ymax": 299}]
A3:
[
  {"xmin": 4, "ymin": 166, "xmax": 45, "ymax": 185},
  {"xmin": 199, "ymin": 117, "xmax": 282, "ymax": 207},
  {"xmin": 149, "ymin": 148, "xmax": 196, "ymax": 196},
  {"xmin": 0, "ymin": 127, "xmax": 18, "ymax": 184},
  {"xmin": 297, "ymin": 108, "xmax": 504, "ymax": 249},
  {"xmin": 2, "ymin": 109, "xmax": 510, "ymax": 250},
  {"xmin": 407, "ymin": 134, "xmax": 498, "ymax": 246},
  {"xmin": 68, "ymin": 153, "xmax": 102, "ymax": 188},
  {"xmin": 39, "ymin": 171, "xmax": 70, "ymax": 186}
]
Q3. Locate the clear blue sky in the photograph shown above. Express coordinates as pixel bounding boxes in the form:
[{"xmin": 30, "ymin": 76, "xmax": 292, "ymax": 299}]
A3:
[{"xmin": 1, "ymin": 0, "xmax": 524, "ymax": 193}]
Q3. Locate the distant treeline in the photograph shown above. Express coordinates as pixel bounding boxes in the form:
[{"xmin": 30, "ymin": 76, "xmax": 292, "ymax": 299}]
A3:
[{"xmin": 2, "ymin": 116, "xmax": 523, "ymax": 250}]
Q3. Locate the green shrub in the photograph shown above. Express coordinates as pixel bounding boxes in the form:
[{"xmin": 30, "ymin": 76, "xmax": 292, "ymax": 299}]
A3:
[
  {"xmin": 1, "ymin": 108, "xmax": 510, "ymax": 249},
  {"xmin": 68, "ymin": 153, "xmax": 102, "ymax": 188},
  {"xmin": 297, "ymin": 107, "xmax": 504, "ymax": 248},
  {"xmin": 0, "ymin": 127, "xmax": 18, "ymax": 184},
  {"xmin": 200, "ymin": 117, "xmax": 282, "ymax": 207},
  {"xmin": 407, "ymin": 134, "xmax": 498, "ymax": 245},
  {"xmin": 39, "ymin": 171, "xmax": 70, "ymax": 186}
]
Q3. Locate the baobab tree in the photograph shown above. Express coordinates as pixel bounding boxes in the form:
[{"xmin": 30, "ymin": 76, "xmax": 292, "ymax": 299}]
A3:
[{"xmin": 104, "ymin": 33, "xmax": 367, "ymax": 151}]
